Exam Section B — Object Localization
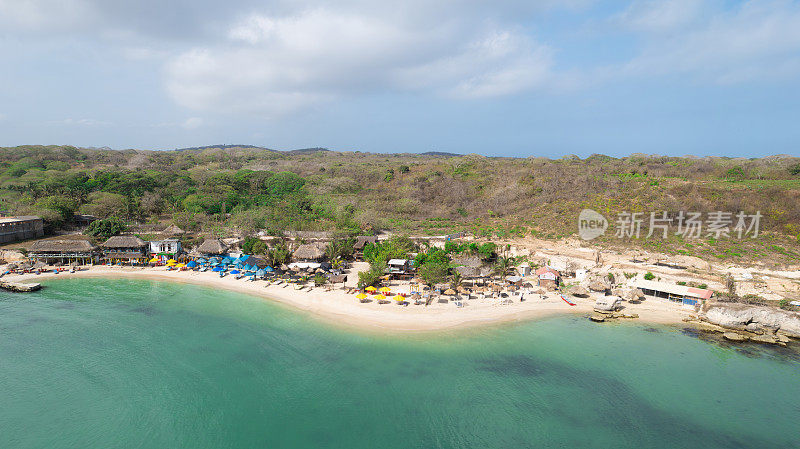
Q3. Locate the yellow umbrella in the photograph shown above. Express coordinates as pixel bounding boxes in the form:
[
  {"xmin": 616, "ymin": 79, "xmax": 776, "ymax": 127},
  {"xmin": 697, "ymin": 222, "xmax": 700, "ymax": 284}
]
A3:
[
  {"xmin": 379, "ymin": 286, "xmax": 391, "ymax": 293},
  {"xmin": 356, "ymin": 293, "xmax": 367, "ymax": 300},
  {"xmin": 176, "ymin": 263, "xmax": 186, "ymax": 268},
  {"xmin": 374, "ymin": 294, "xmax": 386, "ymax": 301},
  {"xmin": 365, "ymin": 286, "xmax": 377, "ymax": 292},
  {"xmin": 394, "ymin": 295, "xmax": 405, "ymax": 302},
  {"xmin": 443, "ymin": 288, "xmax": 456, "ymax": 295},
  {"xmin": 167, "ymin": 259, "xmax": 177, "ymax": 264},
  {"xmin": 149, "ymin": 257, "xmax": 159, "ymax": 263}
]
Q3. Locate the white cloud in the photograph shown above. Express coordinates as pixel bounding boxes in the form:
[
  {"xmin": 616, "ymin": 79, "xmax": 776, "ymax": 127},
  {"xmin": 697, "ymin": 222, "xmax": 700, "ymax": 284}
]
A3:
[
  {"xmin": 181, "ymin": 117, "xmax": 204, "ymax": 129},
  {"xmin": 52, "ymin": 118, "xmax": 112, "ymax": 126},
  {"xmin": 165, "ymin": 7, "xmax": 555, "ymax": 115},
  {"xmin": 615, "ymin": 0, "xmax": 708, "ymax": 33},
  {"xmin": 617, "ymin": 0, "xmax": 800, "ymax": 83}
]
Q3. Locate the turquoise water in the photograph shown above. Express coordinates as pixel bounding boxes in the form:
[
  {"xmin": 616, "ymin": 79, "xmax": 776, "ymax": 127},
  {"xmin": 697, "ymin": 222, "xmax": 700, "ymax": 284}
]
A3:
[{"xmin": 1, "ymin": 279, "xmax": 799, "ymax": 448}]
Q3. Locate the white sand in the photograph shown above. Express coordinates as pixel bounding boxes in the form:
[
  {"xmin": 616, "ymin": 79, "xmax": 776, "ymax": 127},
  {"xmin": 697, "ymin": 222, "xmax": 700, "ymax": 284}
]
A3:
[{"xmin": 5, "ymin": 266, "xmax": 693, "ymax": 332}]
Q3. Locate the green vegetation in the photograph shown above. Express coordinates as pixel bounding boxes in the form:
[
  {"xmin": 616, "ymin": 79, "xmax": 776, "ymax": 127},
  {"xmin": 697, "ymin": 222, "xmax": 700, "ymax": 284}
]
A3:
[
  {"xmin": 84, "ymin": 217, "xmax": 128, "ymax": 240},
  {"xmin": 644, "ymin": 272, "xmax": 655, "ymax": 281},
  {"xmin": 1, "ymin": 145, "xmax": 799, "ymax": 266}
]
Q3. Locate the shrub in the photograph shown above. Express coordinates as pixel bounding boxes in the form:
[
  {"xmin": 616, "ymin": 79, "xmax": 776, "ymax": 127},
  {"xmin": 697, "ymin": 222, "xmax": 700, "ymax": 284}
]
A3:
[
  {"xmin": 644, "ymin": 272, "xmax": 655, "ymax": 281},
  {"xmin": 84, "ymin": 217, "xmax": 127, "ymax": 240}
]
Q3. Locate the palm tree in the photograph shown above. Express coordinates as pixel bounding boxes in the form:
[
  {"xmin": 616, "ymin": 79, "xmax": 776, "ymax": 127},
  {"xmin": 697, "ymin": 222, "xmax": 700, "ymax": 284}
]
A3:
[
  {"xmin": 493, "ymin": 255, "xmax": 516, "ymax": 279},
  {"xmin": 449, "ymin": 271, "xmax": 463, "ymax": 291}
]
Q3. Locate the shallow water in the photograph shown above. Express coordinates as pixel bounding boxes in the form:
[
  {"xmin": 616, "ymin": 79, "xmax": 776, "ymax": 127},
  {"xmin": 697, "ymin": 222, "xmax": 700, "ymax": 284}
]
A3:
[{"xmin": 1, "ymin": 278, "xmax": 799, "ymax": 448}]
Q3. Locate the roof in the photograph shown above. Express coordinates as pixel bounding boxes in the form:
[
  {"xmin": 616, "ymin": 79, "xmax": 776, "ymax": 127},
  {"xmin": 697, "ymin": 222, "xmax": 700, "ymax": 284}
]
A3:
[
  {"xmin": 452, "ymin": 256, "xmax": 483, "ymax": 268},
  {"xmin": 354, "ymin": 235, "xmax": 378, "ymax": 249},
  {"xmin": 30, "ymin": 238, "xmax": 96, "ymax": 253},
  {"xmin": 197, "ymin": 239, "xmax": 227, "ymax": 255},
  {"xmin": 633, "ymin": 279, "xmax": 713, "ymax": 299},
  {"xmin": 103, "ymin": 235, "xmax": 146, "ymax": 248},
  {"xmin": 0, "ymin": 216, "xmax": 41, "ymax": 223},
  {"xmin": 293, "ymin": 243, "xmax": 326, "ymax": 260},
  {"xmin": 161, "ymin": 224, "xmax": 185, "ymax": 236},
  {"xmin": 387, "ymin": 259, "xmax": 408, "ymax": 265},
  {"xmin": 535, "ymin": 266, "xmax": 561, "ymax": 277}
]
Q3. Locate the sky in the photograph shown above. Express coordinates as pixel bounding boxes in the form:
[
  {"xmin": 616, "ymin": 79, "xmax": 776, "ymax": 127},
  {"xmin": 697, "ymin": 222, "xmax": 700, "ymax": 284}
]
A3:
[{"xmin": 1, "ymin": 0, "xmax": 800, "ymax": 157}]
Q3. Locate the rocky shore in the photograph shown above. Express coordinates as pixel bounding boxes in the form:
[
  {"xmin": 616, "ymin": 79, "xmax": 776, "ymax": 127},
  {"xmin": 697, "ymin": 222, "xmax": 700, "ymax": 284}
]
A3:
[{"xmin": 685, "ymin": 303, "xmax": 800, "ymax": 346}]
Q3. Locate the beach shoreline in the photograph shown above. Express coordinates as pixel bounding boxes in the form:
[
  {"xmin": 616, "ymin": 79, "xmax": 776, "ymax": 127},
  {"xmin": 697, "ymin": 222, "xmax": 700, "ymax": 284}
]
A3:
[{"xmin": 4, "ymin": 267, "xmax": 694, "ymax": 333}]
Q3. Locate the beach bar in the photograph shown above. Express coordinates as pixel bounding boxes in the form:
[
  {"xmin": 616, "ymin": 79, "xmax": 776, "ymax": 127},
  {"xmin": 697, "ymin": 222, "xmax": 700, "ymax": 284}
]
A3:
[
  {"xmin": 29, "ymin": 237, "xmax": 98, "ymax": 265},
  {"xmin": 102, "ymin": 235, "xmax": 149, "ymax": 264},
  {"xmin": 633, "ymin": 279, "xmax": 713, "ymax": 305}
]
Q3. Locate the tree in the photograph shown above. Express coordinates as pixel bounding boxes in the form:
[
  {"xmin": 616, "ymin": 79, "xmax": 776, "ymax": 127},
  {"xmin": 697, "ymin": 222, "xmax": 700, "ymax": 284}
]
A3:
[
  {"xmin": 493, "ymin": 255, "xmax": 516, "ymax": 278},
  {"xmin": 418, "ymin": 261, "xmax": 449, "ymax": 287},
  {"xmin": 80, "ymin": 192, "xmax": 128, "ymax": 219},
  {"xmin": 358, "ymin": 262, "xmax": 386, "ymax": 288},
  {"xmin": 449, "ymin": 271, "xmax": 463, "ymax": 290},
  {"xmin": 789, "ymin": 163, "xmax": 800, "ymax": 175},
  {"xmin": 242, "ymin": 236, "xmax": 268, "ymax": 255},
  {"xmin": 84, "ymin": 217, "xmax": 127, "ymax": 240},
  {"xmin": 313, "ymin": 273, "xmax": 328, "ymax": 287},
  {"xmin": 267, "ymin": 241, "xmax": 291, "ymax": 267}
]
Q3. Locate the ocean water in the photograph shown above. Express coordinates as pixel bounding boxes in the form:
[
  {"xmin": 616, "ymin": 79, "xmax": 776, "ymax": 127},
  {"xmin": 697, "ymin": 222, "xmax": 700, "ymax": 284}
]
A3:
[{"xmin": 1, "ymin": 278, "xmax": 799, "ymax": 449}]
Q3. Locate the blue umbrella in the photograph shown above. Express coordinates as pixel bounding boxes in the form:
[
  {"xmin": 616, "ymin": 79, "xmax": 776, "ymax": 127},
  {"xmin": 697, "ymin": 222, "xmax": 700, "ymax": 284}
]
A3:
[
  {"xmin": 221, "ymin": 257, "xmax": 232, "ymax": 264},
  {"xmin": 186, "ymin": 261, "xmax": 198, "ymax": 268},
  {"xmin": 230, "ymin": 270, "xmax": 241, "ymax": 275},
  {"xmin": 197, "ymin": 258, "xmax": 207, "ymax": 264},
  {"xmin": 256, "ymin": 269, "xmax": 266, "ymax": 276},
  {"xmin": 239, "ymin": 255, "xmax": 250, "ymax": 262},
  {"xmin": 264, "ymin": 266, "xmax": 274, "ymax": 272},
  {"xmin": 212, "ymin": 266, "xmax": 224, "ymax": 272}
]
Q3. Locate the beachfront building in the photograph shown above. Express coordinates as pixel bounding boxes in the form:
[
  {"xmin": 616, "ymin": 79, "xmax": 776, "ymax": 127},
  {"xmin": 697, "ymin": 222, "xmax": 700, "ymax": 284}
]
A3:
[
  {"xmin": 536, "ymin": 266, "xmax": 561, "ymax": 289},
  {"xmin": 149, "ymin": 238, "xmax": 182, "ymax": 261},
  {"xmin": 516, "ymin": 262, "xmax": 531, "ymax": 277},
  {"xmin": 293, "ymin": 243, "xmax": 326, "ymax": 262},
  {"xmin": 633, "ymin": 279, "xmax": 713, "ymax": 306},
  {"xmin": 353, "ymin": 235, "xmax": 378, "ymax": 260},
  {"xmin": 387, "ymin": 259, "xmax": 413, "ymax": 279},
  {"xmin": 0, "ymin": 216, "xmax": 44, "ymax": 243},
  {"xmin": 29, "ymin": 237, "xmax": 99, "ymax": 265},
  {"xmin": 102, "ymin": 235, "xmax": 149, "ymax": 264},
  {"xmin": 196, "ymin": 239, "xmax": 228, "ymax": 258}
]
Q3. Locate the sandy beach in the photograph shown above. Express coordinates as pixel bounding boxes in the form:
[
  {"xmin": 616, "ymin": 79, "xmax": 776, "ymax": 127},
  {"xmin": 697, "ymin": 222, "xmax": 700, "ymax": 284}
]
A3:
[{"xmin": 3, "ymin": 266, "xmax": 695, "ymax": 332}]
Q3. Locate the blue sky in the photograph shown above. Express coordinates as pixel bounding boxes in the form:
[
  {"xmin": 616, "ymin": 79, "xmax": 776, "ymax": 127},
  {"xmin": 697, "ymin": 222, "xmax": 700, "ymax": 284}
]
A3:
[{"xmin": 2, "ymin": 0, "xmax": 799, "ymax": 157}]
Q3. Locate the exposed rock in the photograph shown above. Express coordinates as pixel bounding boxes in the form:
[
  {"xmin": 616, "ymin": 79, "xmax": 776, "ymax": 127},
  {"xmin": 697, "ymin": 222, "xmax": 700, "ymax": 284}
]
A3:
[
  {"xmin": 590, "ymin": 314, "xmax": 606, "ymax": 322},
  {"xmin": 750, "ymin": 334, "xmax": 778, "ymax": 345},
  {"xmin": 704, "ymin": 304, "xmax": 800, "ymax": 338},
  {"xmin": 627, "ymin": 288, "xmax": 646, "ymax": 302},
  {"xmin": 744, "ymin": 322, "xmax": 764, "ymax": 335},
  {"xmin": 723, "ymin": 332, "xmax": 748, "ymax": 342},
  {"xmin": 594, "ymin": 296, "xmax": 621, "ymax": 312}
]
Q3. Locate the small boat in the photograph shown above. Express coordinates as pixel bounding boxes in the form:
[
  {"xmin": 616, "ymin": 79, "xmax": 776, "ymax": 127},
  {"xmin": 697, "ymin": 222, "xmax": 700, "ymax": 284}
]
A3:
[{"xmin": 560, "ymin": 295, "xmax": 577, "ymax": 306}]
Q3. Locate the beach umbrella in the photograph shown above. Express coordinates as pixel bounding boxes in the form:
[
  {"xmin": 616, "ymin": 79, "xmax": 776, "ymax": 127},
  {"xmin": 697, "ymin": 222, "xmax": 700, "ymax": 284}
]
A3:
[
  {"xmin": 365, "ymin": 286, "xmax": 377, "ymax": 292},
  {"xmin": 379, "ymin": 286, "xmax": 391, "ymax": 293},
  {"xmin": 176, "ymin": 263, "xmax": 186, "ymax": 268},
  {"xmin": 149, "ymin": 257, "xmax": 160, "ymax": 263},
  {"xmin": 186, "ymin": 261, "xmax": 198, "ymax": 268},
  {"xmin": 374, "ymin": 294, "xmax": 386, "ymax": 301},
  {"xmin": 264, "ymin": 266, "xmax": 274, "ymax": 272},
  {"xmin": 356, "ymin": 293, "xmax": 367, "ymax": 300},
  {"xmin": 212, "ymin": 266, "xmax": 224, "ymax": 272},
  {"xmin": 443, "ymin": 288, "xmax": 456, "ymax": 296},
  {"xmin": 256, "ymin": 269, "xmax": 266, "ymax": 276},
  {"xmin": 231, "ymin": 269, "xmax": 241, "ymax": 275}
]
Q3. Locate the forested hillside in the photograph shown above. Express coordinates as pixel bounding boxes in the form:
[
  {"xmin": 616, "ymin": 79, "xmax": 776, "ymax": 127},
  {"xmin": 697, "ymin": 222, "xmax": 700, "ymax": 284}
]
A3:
[{"xmin": 2, "ymin": 145, "xmax": 800, "ymax": 263}]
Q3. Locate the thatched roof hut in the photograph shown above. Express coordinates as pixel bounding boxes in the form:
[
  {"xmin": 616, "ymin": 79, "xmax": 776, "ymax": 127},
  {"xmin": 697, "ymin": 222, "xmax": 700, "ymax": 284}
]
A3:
[
  {"xmin": 197, "ymin": 239, "xmax": 228, "ymax": 255},
  {"xmin": 30, "ymin": 238, "xmax": 96, "ymax": 253},
  {"xmin": 293, "ymin": 243, "xmax": 326, "ymax": 261},
  {"xmin": 162, "ymin": 224, "xmax": 185, "ymax": 236},
  {"xmin": 354, "ymin": 235, "xmax": 378, "ymax": 249},
  {"xmin": 103, "ymin": 235, "xmax": 146, "ymax": 248},
  {"xmin": 571, "ymin": 286, "xmax": 590, "ymax": 297}
]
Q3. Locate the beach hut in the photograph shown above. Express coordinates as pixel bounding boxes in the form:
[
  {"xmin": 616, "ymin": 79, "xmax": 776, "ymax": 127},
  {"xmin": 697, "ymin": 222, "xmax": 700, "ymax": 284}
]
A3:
[
  {"xmin": 29, "ymin": 236, "xmax": 99, "ymax": 265},
  {"xmin": 293, "ymin": 243, "xmax": 326, "ymax": 262},
  {"xmin": 353, "ymin": 235, "xmax": 378, "ymax": 260},
  {"xmin": 102, "ymin": 235, "xmax": 149, "ymax": 265},
  {"xmin": 536, "ymin": 266, "xmax": 561, "ymax": 289},
  {"xmin": 197, "ymin": 239, "xmax": 228, "ymax": 257}
]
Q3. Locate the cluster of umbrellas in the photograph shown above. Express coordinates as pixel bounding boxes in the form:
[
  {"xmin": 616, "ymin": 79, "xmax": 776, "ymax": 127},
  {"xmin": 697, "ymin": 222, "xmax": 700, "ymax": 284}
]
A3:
[
  {"xmin": 358, "ymin": 286, "xmax": 402, "ymax": 302},
  {"xmin": 149, "ymin": 254, "xmax": 275, "ymax": 279}
]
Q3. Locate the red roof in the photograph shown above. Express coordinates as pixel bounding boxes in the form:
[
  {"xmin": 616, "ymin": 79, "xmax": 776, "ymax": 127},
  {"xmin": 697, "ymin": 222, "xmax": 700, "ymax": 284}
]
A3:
[
  {"xmin": 535, "ymin": 266, "xmax": 560, "ymax": 277},
  {"xmin": 687, "ymin": 287, "xmax": 713, "ymax": 299}
]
